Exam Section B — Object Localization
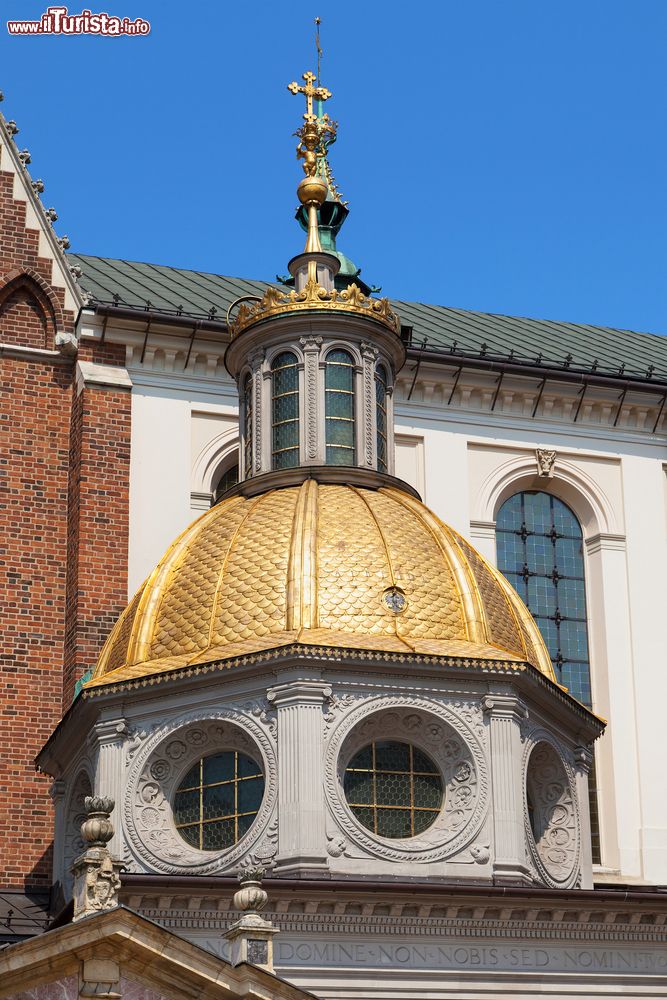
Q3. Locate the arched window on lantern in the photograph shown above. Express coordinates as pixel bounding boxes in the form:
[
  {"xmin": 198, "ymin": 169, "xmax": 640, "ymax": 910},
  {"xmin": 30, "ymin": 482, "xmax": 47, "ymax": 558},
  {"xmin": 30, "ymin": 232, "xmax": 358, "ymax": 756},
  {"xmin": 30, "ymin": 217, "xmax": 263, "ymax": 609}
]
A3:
[
  {"xmin": 214, "ymin": 461, "xmax": 239, "ymax": 503},
  {"xmin": 495, "ymin": 490, "xmax": 601, "ymax": 864},
  {"xmin": 271, "ymin": 352, "xmax": 299, "ymax": 470},
  {"xmin": 325, "ymin": 348, "xmax": 356, "ymax": 466},
  {"xmin": 375, "ymin": 363, "xmax": 388, "ymax": 474}
]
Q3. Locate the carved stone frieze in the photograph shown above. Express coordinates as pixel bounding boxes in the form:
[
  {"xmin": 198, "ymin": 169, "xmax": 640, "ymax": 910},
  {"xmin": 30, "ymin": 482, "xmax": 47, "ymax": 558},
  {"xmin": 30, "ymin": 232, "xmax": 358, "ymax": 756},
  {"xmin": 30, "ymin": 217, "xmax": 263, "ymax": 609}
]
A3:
[
  {"xmin": 124, "ymin": 708, "xmax": 277, "ymax": 876},
  {"xmin": 324, "ymin": 696, "xmax": 489, "ymax": 863}
]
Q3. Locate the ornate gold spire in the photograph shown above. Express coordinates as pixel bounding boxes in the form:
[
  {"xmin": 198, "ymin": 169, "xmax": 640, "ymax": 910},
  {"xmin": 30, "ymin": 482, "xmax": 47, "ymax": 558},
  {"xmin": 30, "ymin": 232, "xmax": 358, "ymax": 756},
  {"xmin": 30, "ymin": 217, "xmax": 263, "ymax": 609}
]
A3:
[{"xmin": 288, "ymin": 69, "xmax": 337, "ymax": 253}]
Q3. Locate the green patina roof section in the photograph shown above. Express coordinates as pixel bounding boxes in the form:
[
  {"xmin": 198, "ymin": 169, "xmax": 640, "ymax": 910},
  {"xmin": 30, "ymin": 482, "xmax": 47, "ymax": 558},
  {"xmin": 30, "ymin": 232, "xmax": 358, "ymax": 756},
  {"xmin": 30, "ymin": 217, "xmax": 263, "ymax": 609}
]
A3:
[{"xmin": 70, "ymin": 253, "xmax": 667, "ymax": 380}]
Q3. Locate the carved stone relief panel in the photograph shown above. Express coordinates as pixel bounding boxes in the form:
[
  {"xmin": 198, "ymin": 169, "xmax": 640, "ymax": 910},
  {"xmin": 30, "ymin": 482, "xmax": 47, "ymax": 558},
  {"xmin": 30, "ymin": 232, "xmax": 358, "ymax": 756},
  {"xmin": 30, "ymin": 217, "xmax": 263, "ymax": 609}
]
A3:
[
  {"xmin": 324, "ymin": 696, "xmax": 488, "ymax": 863},
  {"xmin": 524, "ymin": 736, "xmax": 580, "ymax": 889},
  {"xmin": 124, "ymin": 706, "xmax": 277, "ymax": 876}
]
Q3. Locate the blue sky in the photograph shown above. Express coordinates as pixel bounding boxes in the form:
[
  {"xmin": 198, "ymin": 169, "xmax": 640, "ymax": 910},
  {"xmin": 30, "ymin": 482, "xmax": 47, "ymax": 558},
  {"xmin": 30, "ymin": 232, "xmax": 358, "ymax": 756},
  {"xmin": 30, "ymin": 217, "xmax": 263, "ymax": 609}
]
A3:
[{"xmin": 1, "ymin": 0, "xmax": 665, "ymax": 333}]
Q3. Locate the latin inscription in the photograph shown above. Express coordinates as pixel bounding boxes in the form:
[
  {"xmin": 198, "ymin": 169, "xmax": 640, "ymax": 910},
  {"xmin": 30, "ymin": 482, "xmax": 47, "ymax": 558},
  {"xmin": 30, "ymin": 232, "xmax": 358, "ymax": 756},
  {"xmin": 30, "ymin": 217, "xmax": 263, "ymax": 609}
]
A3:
[{"xmin": 276, "ymin": 940, "xmax": 667, "ymax": 974}]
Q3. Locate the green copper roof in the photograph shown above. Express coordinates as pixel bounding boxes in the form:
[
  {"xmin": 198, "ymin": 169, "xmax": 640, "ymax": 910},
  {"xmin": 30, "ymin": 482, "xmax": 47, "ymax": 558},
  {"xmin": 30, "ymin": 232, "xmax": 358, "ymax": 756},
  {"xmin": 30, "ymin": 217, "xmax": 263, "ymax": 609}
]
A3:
[{"xmin": 70, "ymin": 253, "xmax": 667, "ymax": 381}]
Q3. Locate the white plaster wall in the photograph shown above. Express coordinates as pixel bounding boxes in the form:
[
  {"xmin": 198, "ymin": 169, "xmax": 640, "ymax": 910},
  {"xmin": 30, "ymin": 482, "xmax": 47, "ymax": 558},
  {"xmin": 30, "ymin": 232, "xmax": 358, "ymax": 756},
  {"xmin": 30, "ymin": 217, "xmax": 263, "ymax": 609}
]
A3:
[{"xmin": 128, "ymin": 386, "xmax": 193, "ymax": 594}]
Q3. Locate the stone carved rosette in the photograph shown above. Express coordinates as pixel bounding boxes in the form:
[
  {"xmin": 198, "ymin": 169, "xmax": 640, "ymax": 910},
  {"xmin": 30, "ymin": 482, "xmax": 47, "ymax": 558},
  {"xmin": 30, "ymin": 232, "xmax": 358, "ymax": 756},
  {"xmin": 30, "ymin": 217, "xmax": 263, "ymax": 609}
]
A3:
[
  {"xmin": 123, "ymin": 708, "xmax": 277, "ymax": 876},
  {"xmin": 323, "ymin": 696, "xmax": 489, "ymax": 864},
  {"xmin": 523, "ymin": 735, "xmax": 581, "ymax": 889}
]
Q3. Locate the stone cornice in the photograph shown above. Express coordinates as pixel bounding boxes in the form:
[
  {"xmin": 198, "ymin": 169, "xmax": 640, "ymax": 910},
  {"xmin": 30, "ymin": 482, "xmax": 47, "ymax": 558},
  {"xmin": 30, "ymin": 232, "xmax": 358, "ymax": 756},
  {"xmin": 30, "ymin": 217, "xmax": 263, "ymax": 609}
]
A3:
[
  {"xmin": 134, "ymin": 904, "xmax": 667, "ymax": 944},
  {"xmin": 0, "ymin": 341, "xmax": 72, "ymax": 365}
]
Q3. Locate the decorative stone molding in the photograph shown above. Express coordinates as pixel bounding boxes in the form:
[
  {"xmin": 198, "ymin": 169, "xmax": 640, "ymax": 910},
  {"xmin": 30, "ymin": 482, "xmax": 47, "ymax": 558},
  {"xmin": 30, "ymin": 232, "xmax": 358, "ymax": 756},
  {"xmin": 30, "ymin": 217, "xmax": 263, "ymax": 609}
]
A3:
[
  {"xmin": 71, "ymin": 797, "xmax": 123, "ymax": 921},
  {"xmin": 123, "ymin": 709, "xmax": 277, "ymax": 876},
  {"xmin": 324, "ymin": 697, "xmax": 488, "ymax": 863}
]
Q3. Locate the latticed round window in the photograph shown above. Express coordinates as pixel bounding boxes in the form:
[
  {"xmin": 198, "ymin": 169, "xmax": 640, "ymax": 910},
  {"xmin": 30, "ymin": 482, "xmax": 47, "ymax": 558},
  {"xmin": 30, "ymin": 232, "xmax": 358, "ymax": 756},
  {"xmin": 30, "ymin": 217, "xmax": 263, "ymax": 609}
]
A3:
[
  {"xmin": 173, "ymin": 752, "xmax": 264, "ymax": 851},
  {"xmin": 343, "ymin": 740, "xmax": 443, "ymax": 838}
]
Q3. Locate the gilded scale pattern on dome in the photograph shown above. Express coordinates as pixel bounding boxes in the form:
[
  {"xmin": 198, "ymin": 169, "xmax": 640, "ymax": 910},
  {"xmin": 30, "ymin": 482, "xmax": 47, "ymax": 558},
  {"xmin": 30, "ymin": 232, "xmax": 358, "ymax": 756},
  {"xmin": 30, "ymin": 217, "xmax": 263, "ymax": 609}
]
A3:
[
  {"xmin": 99, "ymin": 584, "xmax": 143, "ymax": 675},
  {"xmin": 316, "ymin": 485, "xmax": 395, "ymax": 636},
  {"xmin": 454, "ymin": 535, "xmax": 526, "ymax": 658},
  {"xmin": 361, "ymin": 489, "xmax": 466, "ymax": 642},
  {"xmin": 211, "ymin": 489, "xmax": 298, "ymax": 644},
  {"xmin": 88, "ymin": 483, "xmax": 558, "ymax": 688},
  {"xmin": 150, "ymin": 497, "xmax": 248, "ymax": 659}
]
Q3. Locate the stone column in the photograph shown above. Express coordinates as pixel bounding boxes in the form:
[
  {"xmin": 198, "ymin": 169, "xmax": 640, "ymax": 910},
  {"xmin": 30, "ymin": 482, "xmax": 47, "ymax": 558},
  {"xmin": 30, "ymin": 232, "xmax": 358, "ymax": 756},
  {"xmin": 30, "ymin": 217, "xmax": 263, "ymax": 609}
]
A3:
[
  {"xmin": 300, "ymin": 335, "xmax": 323, "ymax": 466},
  {"xmin": 91, "ymin": 719, "xmax": 127, "ymax": 857},
  {"xmin": 267, "ymin": 677, "xmax": 331, "ymax": 873},
  {"xmin": 483, "ymin": 694, "xmax": 531, "ymax": 885},
  {"xmin": 575, "ymin": 745, "xmax": 594, "ymax": 888}
]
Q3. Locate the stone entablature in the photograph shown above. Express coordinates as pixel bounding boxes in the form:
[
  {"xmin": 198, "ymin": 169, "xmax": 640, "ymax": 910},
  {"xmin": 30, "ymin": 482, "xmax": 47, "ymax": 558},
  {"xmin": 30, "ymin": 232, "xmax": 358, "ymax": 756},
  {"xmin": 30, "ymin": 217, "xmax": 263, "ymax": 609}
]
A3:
[{"xmin": 122, "ymin": 879, "xmax": 667, "ymax": 999}]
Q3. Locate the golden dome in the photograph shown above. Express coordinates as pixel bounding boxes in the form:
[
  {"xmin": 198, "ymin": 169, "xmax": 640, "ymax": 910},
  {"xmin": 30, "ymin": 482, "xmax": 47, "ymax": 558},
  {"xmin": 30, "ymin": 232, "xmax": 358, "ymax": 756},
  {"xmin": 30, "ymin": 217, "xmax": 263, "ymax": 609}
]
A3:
[{"xmin": 88, "ymin": 482, "xmax": 554, "ymax": 690}]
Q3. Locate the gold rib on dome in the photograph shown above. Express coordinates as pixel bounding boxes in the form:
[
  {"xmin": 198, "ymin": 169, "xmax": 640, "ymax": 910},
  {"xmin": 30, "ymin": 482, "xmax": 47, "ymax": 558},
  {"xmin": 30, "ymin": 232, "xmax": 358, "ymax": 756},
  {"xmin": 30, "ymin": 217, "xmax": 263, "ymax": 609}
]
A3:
[{"xmin": 88, "ymin": 483, "xmax": 555, "ymax": 690}]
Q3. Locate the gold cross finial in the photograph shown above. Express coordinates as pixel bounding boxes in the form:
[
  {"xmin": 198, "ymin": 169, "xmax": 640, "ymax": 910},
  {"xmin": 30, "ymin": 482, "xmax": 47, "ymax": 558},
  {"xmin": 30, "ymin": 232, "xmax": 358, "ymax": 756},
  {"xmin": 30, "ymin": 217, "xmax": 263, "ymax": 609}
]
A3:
[{"xmin": 287, "ymin": 71, "xmax": 332, "ymax": 118}]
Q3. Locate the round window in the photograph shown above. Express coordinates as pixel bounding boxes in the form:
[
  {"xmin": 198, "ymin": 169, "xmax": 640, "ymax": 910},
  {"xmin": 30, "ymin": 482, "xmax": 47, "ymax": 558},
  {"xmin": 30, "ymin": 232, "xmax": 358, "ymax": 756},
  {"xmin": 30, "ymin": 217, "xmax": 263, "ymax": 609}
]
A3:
[
  {"xmin": 173, "ymin": 751, "xmax": 264, "ymax": 851},
  {"xmin": 343, "ymin": 740, "xmax": 443, "ymax": 838}
]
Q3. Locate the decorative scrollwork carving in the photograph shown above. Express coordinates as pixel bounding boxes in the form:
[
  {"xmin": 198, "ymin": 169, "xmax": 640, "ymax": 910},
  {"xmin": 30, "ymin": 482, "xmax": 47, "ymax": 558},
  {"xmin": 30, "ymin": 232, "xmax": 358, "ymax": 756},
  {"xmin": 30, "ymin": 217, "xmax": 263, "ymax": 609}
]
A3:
[
  {"xmin": 523, "ymin": 733, "xmax": 580, "ymax": 889},
  {"xmin": 124, "ymin": 709, "xmax": 277, "ymax": 876},
  {"xmin": 324, "ymin": 696, "xmax": 489, "ymax": 863}
]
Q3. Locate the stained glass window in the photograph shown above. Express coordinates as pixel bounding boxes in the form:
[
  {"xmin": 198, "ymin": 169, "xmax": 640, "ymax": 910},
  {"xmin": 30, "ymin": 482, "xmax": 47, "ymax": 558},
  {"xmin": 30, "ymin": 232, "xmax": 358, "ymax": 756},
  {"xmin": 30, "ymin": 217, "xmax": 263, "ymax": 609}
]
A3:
[
  {"xmin": 243, "ymin": 373, "xmax": 253, "ymax": 476},
  {"xmin": 173, "ymin": 751, "xmax": 264, "ymax": 851},
  {"xmin": 271, "ymin": 352, "xmax": 299, "ymax": 470},
  {"xmin": 325, "ymin": 349, "xmax": 356, "ymax": 466},
  {"xmin": 375, "ymin": 364, "xmax": 388, "ymax": 474},
  {"xmin": 344, "ymin": 740, "xmax": 443, "ymax": 838},
  {"xmin": 496, "ymin": 490, "xmax": 601, "ymax": 863}
]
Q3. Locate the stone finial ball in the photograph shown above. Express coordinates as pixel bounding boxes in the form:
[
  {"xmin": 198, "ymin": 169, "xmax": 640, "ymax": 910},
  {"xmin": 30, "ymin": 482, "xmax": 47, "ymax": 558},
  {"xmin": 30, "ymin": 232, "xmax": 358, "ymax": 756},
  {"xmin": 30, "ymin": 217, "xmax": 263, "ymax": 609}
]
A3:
[{"xmin": 297, "ymin": 175, "xmax": 327, "ymax": 206}]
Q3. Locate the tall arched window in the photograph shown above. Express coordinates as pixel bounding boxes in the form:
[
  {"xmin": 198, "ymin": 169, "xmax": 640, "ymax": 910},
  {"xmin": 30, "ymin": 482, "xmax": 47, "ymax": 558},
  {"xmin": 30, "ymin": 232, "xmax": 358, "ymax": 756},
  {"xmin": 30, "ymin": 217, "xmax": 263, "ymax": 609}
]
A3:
[
  {"xmin": 243, "ymin": 373, "xmax": 253, "ymax": 476},
  {"xmin": 271, "ymin": 352, "xmax": 299, "ymax": 469},
  {"xmin": 496, "ymin": 490, "xmax": 600, "ymax": 863},
  {"xmin": 325, "ymin": 349, "xmax": 355, "ymax": 466},
  {"xmin": 375, "ymin": 363, "xmax": 388, "ymax": 474}
]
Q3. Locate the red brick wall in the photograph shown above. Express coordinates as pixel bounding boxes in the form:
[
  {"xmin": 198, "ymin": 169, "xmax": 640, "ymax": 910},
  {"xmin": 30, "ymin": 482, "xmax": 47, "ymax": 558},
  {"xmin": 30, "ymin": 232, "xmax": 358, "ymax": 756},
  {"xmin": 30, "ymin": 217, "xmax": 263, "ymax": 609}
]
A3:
[
  {"xmin": 63, "ymin": 341, "xmax": 131, "ymax": 708},
  {"xmin": 0, "ymin": 357, "xmax": 73, "ymax": 888},
  {"xmin": 0, "ymin": 161, "xmax": 131, "ymax": 889}
]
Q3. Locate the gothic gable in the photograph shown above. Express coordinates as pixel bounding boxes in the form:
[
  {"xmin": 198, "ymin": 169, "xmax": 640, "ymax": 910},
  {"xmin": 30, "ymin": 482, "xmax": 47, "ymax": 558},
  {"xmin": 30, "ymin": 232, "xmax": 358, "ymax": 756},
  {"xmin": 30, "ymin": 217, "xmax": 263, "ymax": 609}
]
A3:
[{"xmin": 0, "ymin": 110, "xmax": 83, "ymax": 348}]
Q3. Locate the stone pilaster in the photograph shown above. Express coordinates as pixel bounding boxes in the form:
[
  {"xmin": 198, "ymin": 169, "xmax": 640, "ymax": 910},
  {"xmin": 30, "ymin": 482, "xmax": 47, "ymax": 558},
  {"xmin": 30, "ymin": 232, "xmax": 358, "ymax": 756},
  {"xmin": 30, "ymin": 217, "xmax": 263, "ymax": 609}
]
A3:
[
  {"xmin": 360, "ymin": 342, "xmax": 379, "ymax": 470},
  {"xmin": 300, "ymin": 335, "xmax": 323, "ymax": 465},
  {"xmin": 482, "ymin": 694, "xmax": 531, "ymax": 885},
  {"xmin": 50, "ymin": 778, "xmax": 67, "ymax": 890},
  {"xmin": 248, "ymin": 348, "xmax": 265, "ymax": 477},
  {"xmin": 575, "ymin": 744, "xmax": 594, "ymax": 888},
  {"xmin": 268, "ymin": 677, "xmax": 331, "ymax": 873},
  {"xmin": 90, "ymin": 719, "xmax": 127, "ymax": 857}
]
